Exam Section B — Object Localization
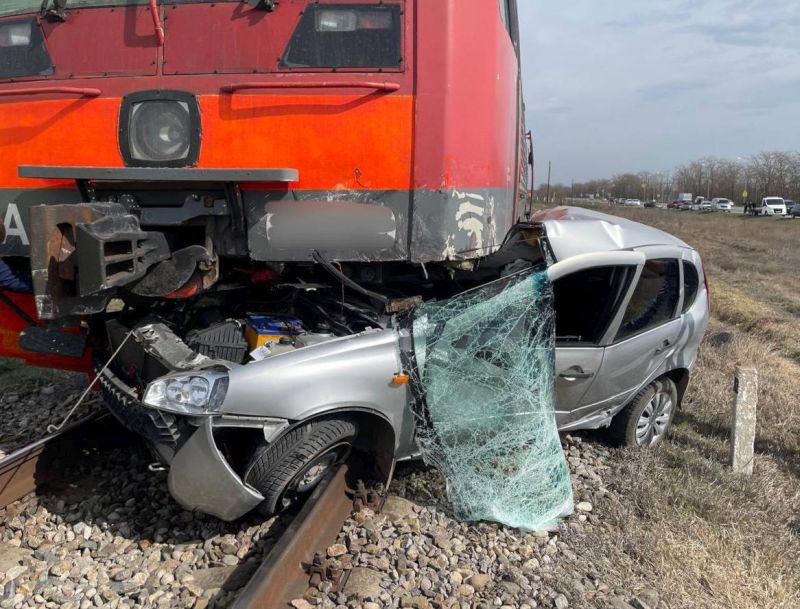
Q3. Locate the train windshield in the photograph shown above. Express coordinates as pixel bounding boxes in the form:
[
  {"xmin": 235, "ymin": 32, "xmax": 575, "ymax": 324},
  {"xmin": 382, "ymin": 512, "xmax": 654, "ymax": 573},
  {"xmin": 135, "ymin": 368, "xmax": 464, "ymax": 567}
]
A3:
[
  {"xmin": 1, "ymin": 1, "xmax": 138, "ymax": 17},
  {"xmin": 1, "ymin": 2, "xmax": 404, "ymax": 79},
  {"xmin": 281, "ymin": 4, "xmax": 402, "ymax": 69},
  {"xmin": 0, "ymin": 1, "xmax": 264, "ymax": 18}
]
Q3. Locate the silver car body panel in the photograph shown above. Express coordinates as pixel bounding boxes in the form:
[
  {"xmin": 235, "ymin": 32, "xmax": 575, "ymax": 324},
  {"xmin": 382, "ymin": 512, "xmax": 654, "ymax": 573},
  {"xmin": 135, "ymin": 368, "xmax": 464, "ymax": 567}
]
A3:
[
  {"xmin": 220, "ymin": 328, "xmax": 415, "ymax": 455},
  {"xmin": 546, "ymin": 250, "xmax": 646, "ymax": 283},
  {"xmin": 553, "ymin": 239, "xmax": 708, "ymax": 429},
  {"xmin": 167, "ymin": 418, "xmax": 265, "ymax": 520},
  {"xmin": 533, "ymin": 207, "xmax": 690, "ymax": 261}
]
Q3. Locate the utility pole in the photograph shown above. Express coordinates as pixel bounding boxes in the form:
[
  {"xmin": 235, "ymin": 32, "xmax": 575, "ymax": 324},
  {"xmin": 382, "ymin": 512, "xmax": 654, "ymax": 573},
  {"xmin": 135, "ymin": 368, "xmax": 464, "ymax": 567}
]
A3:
[{"xmin": 545, "ymin": 161, "xmax": 552, "ymax": 205}]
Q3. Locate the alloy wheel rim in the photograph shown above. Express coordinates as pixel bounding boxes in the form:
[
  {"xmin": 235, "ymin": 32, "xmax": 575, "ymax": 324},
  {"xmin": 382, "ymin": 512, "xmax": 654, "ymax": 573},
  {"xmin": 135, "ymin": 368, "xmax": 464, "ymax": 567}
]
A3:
[
  {"xmin": 635, "ymin": 390, "xmax": 673, "ymax": 446},
  {"xmin": 280, "ymin": 443, "xmax": 350, "ymax": 508}
]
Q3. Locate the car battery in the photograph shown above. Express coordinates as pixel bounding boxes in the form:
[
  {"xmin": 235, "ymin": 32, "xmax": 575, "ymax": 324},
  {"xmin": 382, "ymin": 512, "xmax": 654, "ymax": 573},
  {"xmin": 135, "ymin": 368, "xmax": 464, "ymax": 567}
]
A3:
[{"xmin": 245, "ymin": 315, "xmax": 304, "ymax": 351}]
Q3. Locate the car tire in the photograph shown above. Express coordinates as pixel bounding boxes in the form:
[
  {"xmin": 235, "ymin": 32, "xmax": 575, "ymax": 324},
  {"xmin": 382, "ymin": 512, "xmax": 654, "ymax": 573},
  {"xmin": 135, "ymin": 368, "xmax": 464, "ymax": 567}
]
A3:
[
  {"xmin": 244, "ymin": 416, "xmax": 358, "ymax": 516},
  {"xmin": 607, "ymin": 378, "xmax": 678, "ymax": 447}
]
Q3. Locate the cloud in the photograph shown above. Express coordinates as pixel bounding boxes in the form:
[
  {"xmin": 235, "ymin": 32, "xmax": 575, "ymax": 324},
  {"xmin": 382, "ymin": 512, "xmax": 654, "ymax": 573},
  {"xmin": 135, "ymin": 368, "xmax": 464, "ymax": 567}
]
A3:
[
  {"xmin": 518, "ymin": 0, "xmax": 800, "ymax": 184},
  {"xmin": 638, "ymin": 79, "xmax": 710, "ymax": 103}
]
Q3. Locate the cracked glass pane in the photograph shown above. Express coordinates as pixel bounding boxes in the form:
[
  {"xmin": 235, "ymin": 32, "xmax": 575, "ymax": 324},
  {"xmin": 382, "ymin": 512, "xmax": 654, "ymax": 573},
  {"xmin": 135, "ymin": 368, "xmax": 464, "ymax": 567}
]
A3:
[{"xmin": 402, "ymin": 268, "xmax": 573, "ymax": 530}]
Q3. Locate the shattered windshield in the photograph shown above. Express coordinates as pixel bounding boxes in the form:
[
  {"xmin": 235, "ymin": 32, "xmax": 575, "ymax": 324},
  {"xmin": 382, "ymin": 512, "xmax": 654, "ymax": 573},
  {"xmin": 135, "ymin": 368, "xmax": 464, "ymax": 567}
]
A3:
[{"xmin": 400, "ymin": 268, "xmax": 573, "ymax": 530}]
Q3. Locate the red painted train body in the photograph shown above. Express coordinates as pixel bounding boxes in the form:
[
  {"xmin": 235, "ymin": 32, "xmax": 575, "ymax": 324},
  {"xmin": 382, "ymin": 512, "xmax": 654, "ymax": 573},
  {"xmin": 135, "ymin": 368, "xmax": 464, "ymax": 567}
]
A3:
[{"xmin": 0, "ymin": 0, "xmax": 530, "ymax": 369}]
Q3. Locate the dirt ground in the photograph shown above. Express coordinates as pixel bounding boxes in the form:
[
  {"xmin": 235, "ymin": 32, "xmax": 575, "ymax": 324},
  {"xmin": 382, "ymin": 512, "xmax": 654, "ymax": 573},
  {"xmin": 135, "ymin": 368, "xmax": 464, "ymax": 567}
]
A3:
[{"xmin": 562, "ymin": 203, "xmax": 800, "ymax": 609}]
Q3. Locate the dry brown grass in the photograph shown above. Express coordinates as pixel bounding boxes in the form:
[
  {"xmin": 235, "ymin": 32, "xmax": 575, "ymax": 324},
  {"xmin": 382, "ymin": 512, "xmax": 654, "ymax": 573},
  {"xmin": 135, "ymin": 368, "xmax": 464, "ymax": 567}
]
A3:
[{"xmin": 559, "ymin": 204, "xmax": 800, "ymax": 609}]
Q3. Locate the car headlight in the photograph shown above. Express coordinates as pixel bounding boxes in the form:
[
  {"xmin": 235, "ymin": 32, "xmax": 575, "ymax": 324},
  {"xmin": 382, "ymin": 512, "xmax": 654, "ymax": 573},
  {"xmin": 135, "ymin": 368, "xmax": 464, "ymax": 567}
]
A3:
[
  {"xmin": 120, "ymin": 90, "xmax": 200, "ymax": 167},
  {"xmin": 143, "ymin": 371, "xmax": 229, "ymax": 415}
]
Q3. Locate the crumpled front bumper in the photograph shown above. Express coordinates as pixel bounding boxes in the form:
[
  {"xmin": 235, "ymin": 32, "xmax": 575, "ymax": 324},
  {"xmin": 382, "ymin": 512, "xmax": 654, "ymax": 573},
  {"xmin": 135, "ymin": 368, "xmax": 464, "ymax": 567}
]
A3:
[
  {"xmin": 167, "ymin": 417, "xmax": 264, "ymax": 521},
  {"xmin": 100, "ymin": 363, "xmax": 265, "ymax": 521}
]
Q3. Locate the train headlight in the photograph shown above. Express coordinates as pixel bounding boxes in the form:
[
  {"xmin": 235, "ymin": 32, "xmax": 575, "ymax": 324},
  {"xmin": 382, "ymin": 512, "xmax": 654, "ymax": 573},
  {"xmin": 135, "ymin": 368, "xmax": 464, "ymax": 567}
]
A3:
[
  {"xmin": 129, "ymin": 101, "xmax": 191, "ymax": 163},
  {"xmin": 120, "ymin": 90, "xmax": 200, "ymax": 167},
  {"xmin": 144, "ymin": 371, "xmax": 229, "ymax": 415}
]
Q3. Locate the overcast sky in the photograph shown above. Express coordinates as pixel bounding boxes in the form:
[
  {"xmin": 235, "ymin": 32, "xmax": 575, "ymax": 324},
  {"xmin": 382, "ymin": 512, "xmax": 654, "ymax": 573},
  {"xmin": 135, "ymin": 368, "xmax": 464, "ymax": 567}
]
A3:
[{"xmin": 518, "ymin": 1, "xmax": 800, "ymax": 185}]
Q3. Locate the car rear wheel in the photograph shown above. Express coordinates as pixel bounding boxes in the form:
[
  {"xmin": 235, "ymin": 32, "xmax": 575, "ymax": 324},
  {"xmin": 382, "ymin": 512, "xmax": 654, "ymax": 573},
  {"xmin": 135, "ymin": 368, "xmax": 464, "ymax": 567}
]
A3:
[
  {"xmin": 243, "ymin": 416, "xmax": 358, "ymax": 516},
  {"xmin": 608, "ymin": 378, "xmax": 677, "ymax": 447}
]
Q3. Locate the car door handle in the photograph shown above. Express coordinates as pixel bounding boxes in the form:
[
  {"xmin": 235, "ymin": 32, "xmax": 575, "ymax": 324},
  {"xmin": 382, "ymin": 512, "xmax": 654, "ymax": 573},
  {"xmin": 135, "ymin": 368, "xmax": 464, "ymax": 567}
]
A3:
[
  {"xmin": 654, "ymin": 340, "xmax": 672, "ymax": 354},
  {"xmin": 559, "ymin": 369, "xmax": 594, "ymax": 381}
]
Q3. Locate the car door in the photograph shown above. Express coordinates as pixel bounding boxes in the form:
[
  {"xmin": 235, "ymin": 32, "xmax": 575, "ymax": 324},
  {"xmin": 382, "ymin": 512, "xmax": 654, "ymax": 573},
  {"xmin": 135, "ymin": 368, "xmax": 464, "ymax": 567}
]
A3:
[
  {"xmin": 577, "ymin": 255, "xmax": 683, "ymax": 420},
  {"xmin": 546, "ymin": 251, "xmax": 645, "ymax": 426}
]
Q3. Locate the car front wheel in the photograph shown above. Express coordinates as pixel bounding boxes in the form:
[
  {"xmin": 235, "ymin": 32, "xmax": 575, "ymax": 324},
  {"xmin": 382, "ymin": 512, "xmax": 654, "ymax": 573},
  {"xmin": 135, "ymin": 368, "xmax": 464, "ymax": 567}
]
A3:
[
  {"xmin": 244, "ymin": 416, "xmax": 358, "ymax": 516},
  {"xmin": 608, "ymin": 378, "xmax": 677, "ymax": 447}
]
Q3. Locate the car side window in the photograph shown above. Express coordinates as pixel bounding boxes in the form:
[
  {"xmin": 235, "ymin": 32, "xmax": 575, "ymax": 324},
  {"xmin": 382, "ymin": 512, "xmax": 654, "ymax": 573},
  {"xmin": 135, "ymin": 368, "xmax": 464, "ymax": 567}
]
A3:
[
  {"xmin": 553, "ymin": 265, "xmax": 634, "ymax": 345},
  {"xmin": 616, "ymin": 259, "xmax": 680, "ymax": 341},
  {"xmin": 682, "ymin": 262, "xmax": 699, "ymax": 314}
]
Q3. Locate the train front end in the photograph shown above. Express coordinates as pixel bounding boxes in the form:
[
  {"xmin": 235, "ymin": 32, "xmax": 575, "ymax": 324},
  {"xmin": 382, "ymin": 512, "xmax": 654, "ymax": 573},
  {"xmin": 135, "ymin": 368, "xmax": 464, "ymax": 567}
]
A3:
[{"xmin": 0, "ymin": 0, "xmax": 524, "ymax": 367}]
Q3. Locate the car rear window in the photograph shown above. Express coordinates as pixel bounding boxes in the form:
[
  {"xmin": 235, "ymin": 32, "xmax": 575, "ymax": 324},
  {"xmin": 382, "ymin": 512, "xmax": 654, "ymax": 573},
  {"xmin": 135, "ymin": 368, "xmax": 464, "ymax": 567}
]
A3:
[
  {"xmin": 281, "ymin": 3, "xmax": 402, "ymax": 69},
  {"xmin": 616, "ymin": 258, "xmax": 680, "ymax": 341}
]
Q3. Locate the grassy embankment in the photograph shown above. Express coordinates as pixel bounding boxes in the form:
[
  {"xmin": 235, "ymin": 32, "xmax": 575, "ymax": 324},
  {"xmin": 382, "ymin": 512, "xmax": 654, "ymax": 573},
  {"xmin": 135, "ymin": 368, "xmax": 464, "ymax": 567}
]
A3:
[{"xmin": 565, "ymin": 204, "xmax": 800, "ymax": 609}]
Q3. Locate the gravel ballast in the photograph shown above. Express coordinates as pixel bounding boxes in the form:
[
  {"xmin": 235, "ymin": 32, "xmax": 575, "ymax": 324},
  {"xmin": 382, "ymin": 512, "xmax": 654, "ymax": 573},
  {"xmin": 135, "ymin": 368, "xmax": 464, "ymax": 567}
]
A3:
[
  {"xmin": 0, "ymin": 371, "xmax": 101, "ymax": 459},
  {"xmin": 0, "ymin": 440, "xmax": 288, "ymax": 609},
  {"xmin": 0, "ymin": 364, "xmax": 659, "ymax": 609},
  {"xmin": 299, "ymin": 435, "xmax": 662, "ymax": 609}
]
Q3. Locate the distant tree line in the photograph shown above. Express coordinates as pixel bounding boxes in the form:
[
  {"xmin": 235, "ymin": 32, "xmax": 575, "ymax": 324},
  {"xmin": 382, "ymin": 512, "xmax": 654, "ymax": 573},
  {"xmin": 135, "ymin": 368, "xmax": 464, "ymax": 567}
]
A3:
[{"xmin": 536, "ymin": 151, "xmax": 800, "ymax": 204}]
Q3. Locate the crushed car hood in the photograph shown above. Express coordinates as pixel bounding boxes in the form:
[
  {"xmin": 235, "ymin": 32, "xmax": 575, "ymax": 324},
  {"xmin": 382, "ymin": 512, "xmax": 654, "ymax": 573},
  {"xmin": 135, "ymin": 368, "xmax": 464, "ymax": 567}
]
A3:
[{"xmin": 533, "ymin": 207, "xmax": 690, "ymax": 261}]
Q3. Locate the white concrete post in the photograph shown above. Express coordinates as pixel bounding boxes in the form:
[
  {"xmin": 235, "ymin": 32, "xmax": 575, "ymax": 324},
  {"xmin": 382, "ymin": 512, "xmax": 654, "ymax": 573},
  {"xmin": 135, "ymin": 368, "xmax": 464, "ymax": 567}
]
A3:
[{"xmin": 730, "ymin": 367, "xmax": 758, "ymax": 475}]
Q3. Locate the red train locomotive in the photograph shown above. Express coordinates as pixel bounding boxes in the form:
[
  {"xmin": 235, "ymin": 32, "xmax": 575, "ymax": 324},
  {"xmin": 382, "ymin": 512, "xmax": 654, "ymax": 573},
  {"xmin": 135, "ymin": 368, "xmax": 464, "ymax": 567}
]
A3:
[{"xmin": 0, "ymin": 0, "xmax": 530, "ymax": 370}]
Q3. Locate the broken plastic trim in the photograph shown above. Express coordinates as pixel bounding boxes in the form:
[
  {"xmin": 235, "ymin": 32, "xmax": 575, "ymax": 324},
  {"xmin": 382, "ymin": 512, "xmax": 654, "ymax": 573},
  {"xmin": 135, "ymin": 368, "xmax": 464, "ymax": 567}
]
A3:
[{"xmin": 398, "ymin": 268, "xmax": 573, "ymax": 530}]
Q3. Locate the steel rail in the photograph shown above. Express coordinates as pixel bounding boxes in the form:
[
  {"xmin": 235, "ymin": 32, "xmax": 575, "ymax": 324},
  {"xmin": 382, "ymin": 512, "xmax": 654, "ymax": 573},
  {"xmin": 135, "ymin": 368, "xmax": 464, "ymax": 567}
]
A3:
[
  {"xmin": 0, "ymin": 410, "xmax": 106, "ymax": 509},
  {"xmin": 231, "ymin": 464, "xmax": 356, "ymax": 609}
]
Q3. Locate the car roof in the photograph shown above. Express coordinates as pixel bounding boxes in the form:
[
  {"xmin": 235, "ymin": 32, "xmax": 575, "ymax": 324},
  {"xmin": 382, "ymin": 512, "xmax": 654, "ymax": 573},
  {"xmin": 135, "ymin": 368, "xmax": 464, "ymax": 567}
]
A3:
[{"xmin": 532, "ymin": 206, "xmax": 691, "ymax": 261}]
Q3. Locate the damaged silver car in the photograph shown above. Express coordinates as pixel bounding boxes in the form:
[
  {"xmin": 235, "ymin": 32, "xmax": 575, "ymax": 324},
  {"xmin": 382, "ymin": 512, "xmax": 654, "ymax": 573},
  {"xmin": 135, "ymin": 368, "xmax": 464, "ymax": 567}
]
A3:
[{"xmin": 99, "ymin": 207, "xmax": 709, "ymax": 520}]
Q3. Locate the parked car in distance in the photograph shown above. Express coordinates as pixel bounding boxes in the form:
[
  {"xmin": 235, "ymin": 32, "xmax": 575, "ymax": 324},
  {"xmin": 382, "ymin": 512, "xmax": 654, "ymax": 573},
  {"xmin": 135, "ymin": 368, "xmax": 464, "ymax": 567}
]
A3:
[
  {"xmin": 760, "ymin": 197, "xmax": 787, "ymax": 216},
  {"xmin": 788, "ymin": 202, "xmax": 800, "ymax": 218},
  {"xmin": 644, "ymin": 200, "xmax": 657, "ymax": 208},
  {"xmin": 625, "ymin": 199, "xmax": 643, "ymax": 207},
  {"xmin": 784, "ymin": 199, "xmax": 798, "ymax": 215},
  {"xmin": 691, "ymin": 198, "xmax": 712, "ymax": 212},
  {"xmin": 112, "ymin": 207, "xmax": 710, "ymax": 521},
  {"xmin": 710, "ymin": 198, "xmax": 733, "ymax": 212}
]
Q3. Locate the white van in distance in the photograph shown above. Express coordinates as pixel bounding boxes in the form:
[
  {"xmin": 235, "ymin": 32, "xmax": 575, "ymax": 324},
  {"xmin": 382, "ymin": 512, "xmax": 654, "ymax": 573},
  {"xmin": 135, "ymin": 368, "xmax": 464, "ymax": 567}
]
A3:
[{"xmin": 760, "ymin": 197, "xmax": 787, "ymax": 216}]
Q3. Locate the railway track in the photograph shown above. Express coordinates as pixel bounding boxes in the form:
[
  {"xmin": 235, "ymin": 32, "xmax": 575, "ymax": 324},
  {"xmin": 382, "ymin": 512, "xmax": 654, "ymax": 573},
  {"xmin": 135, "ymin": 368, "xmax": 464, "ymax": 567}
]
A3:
[
  {"xmin": 0, "ymin": 410, "xmax": 107, "ymax": 510},
  {"xmin": 233, "ymin": 461, "xmax": 378, "ymax": 609},
  {"xmin": 1, "ymin": 412, "xmax": 378, "ymax": 609}
]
